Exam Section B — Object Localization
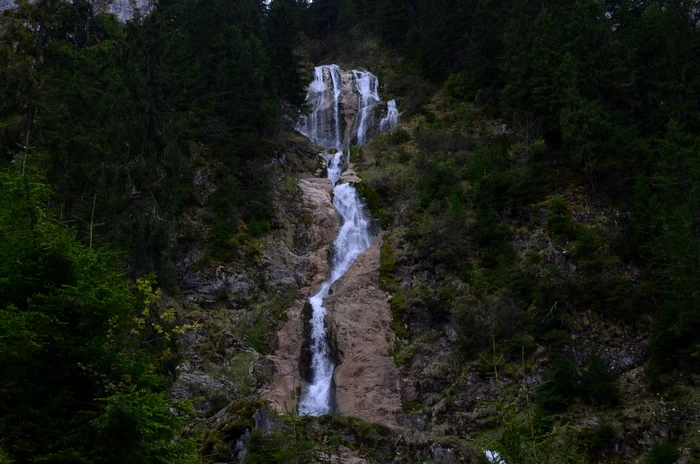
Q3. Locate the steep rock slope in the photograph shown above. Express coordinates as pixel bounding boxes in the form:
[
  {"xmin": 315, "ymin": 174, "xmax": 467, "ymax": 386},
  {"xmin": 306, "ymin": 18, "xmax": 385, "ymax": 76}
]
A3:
[
  {"xmin": 266, "ymin": 176, "xmax": 339, "ymax": 413},
  {"xmin": 325, "ymin": 238, "xmax": 402, "ymax": 426}
]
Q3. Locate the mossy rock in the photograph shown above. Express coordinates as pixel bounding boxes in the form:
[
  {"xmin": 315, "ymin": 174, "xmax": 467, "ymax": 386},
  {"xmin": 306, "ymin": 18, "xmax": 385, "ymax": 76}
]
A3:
[{"xmin": 354, "ymin": 182, "xmax": 394, "ymax": 230}]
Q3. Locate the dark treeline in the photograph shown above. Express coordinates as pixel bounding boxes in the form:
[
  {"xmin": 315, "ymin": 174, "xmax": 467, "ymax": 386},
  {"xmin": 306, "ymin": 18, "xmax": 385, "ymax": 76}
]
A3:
[
  {"xmin": 0, "ymin": 0, "xmax": 307, "ymax": 462},
  {"xmin": 311, "ymin": 0, "xmax": 700, "ymax": 373},
  {"xmin": 0, "ymin": 0, "xmax": 307, "ymax": 279},
  {"xmin": 2, "ymin": 0, "xmax": 700, "ymax": 461}
]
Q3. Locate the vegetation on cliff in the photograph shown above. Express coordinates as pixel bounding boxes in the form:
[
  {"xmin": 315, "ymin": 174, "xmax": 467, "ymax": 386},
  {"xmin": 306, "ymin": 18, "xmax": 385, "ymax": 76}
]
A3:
[{"xmin": 2, "ymin": 0, "xmax": 700, "ymax": 462}]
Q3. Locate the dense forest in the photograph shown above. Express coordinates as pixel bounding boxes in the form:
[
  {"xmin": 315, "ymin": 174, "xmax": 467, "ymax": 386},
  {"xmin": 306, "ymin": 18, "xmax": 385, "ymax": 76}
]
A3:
[{"xmin": 1, "ymin": 0, "xmax": 700, "ymax": 462}]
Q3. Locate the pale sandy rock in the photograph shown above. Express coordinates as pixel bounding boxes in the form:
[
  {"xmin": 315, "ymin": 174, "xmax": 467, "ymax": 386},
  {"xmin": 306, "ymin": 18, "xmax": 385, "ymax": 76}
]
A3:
[
  {"xmin": 266, "ymin": 176, "xmax": 340, "ymax": 413},
  {"xmin": 299, "ymin": 177, "xmax": 337, "ymax": 247},
  {"xmin": 325, "ymin": 239, "xmax": 402, "ymax": 426},
  {"xmin": 266, "ymin": 298, "xmax": 306, "ymax": 413},
  {"xmin": 338, "ymin": 163, "xmax": 362, "ymax": 185},
  {"xmin": 340, "ymin": 70, "xmax": 360, "ymax": 145}
]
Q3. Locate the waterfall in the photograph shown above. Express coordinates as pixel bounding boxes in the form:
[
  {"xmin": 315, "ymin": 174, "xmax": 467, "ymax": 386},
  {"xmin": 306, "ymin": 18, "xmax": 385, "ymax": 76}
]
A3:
[
  {"xmin": 297, "ymin": 65, "xmax": 345, "ymax": 151},
  {"xmin": 352, "ymin": 70, "xmax": 380, "ymax": 146},
  {"xmin": 296, "ymin": 65, "xmax": 394, "ymax": 416},
  {"xmin": 380, "ymin": 99, "xmax": 400, "ymax": 134}
]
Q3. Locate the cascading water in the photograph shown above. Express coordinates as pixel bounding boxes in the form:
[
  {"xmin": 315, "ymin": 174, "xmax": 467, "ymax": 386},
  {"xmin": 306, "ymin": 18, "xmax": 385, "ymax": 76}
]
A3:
[
  {"xmin": 296, "ymin": 65, "xmax": 395, "ymax": 416},
  {"xmin": 380, "ymin": 99, "xmax": 400, "ymax": 133},
  {"xmin": 352, "ymin": 70, "xmax": 380, "ymax": 146},
  {"xmin": 298, "ymin": 65, "xmax": 345, "ymax": 151}
]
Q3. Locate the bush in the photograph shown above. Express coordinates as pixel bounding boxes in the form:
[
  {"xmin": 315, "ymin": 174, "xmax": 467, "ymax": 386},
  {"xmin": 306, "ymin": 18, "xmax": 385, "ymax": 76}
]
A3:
[
  {"xmin": 379, "ymin": 236, "xmax": 397, "ymax": 290},
  {"xmin": 538, "ymin": 357, "xmax": 580, "ymax": 411},
  {"xmin": 389, "ymin": 128, "xmax": 411, "ymax": 145},
  {"xmin": 547, "ymin": 199, "xmax": 577, "ymax": 239},
  {"xmin": 581, "ymin": 355, "xmax": 619, "ymax": 406},
  {"xmin": 645, "ymin": 442, "xmax": 680, "ymax": 464},
  {"xmin": 415, "ymin": 126, "xmax": 467, "ymax": 153},
  {"xmin": 581, "ymin": 423, "xmax": 616, "ymax": 459}
]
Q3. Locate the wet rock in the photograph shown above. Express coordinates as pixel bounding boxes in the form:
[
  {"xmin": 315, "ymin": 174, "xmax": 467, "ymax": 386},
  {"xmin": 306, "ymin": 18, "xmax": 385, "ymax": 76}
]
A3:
[
  {"xmin": 325, "ymin": 239, "xmax": 402, "ymax": 426},
  {"xmin": 266, "ymin": 177, "xmax": 340, "ymax": 413}
]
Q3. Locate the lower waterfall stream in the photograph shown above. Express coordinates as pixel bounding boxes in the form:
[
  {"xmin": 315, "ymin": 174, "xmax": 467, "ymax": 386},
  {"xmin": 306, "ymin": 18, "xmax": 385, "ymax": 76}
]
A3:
[
  {"xmin": 298, "ymin": 151, "xmax": 373, "ymax": 415},
  {"xmin": 297, "ymin": 65, "xmax": 398, "ymax": 415}
]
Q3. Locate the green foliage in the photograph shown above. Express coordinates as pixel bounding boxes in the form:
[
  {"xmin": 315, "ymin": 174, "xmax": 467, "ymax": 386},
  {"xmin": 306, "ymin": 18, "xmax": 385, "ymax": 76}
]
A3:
[
  {"xmin": 355, "ymin": 181, "xmax": 394, "ymax": 229},
  {"xmin": 329, "ymin": 0, "xmax": 700, "ymax": 375},
  {"xmin": 547, "ymin": 199, "xmax": 576, "ymax": 239},
  {"xmin": 580, "ymin": 355, "xmax": 619, "ymax": 406},
  {"xmin": 244, "ymin": 429, "xmax": 305, "ymax": 464},
  {"xmin": 581, "ymin": 423, "xmax": 616, "ymax": 460},
  {"xmin": 538, "ymin": 357, "xmax": 580, "ymax": 411},
  {"xmin": 388, "ymin": 128, "xmax": 411, "ymax": 145},
  {"xmin": 379, "ymin": 235, "xmax": 397, "ymax": 290},
  {"xmin": 645, "ymin": 442, "xmax": 680, "ymax": 464},
  {"xmin": 0, "ymin": 166, "xmax": 197, "ymax": 462},
  {"xmin": 0, "ymin": 0, "xmax": 305, "ymax": 278},
  {"xmin": 475, "ymin": 339, "xmax": 583, "ymax": 463}
]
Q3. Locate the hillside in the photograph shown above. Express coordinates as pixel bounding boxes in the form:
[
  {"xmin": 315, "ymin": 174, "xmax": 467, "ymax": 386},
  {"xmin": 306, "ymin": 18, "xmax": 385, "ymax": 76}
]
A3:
[{"xmin": 1, "ymin": 1, "xmax": 700, "ymax": 463}]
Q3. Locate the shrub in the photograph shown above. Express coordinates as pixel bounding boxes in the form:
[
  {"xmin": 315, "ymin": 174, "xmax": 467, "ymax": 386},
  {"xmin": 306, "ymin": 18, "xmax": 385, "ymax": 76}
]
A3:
[
  {"xmin": 547, "ymin": 198, "xmax": 577, "ymax": 239},
  {"xmin": 379, "ymin": 236, "xmax": 397, "ymax": 290},
  {"xmin": 538, "ymin": 357, "xmax": 580, "ymax": 411},
  {"xmin": 581, "ymin": 423, "xmax": 616, "ymax": 459},
  {"xmin": 389, "ymin": 128, "xmax": 411, "ymax": 145},
  {"xmin": 645, "ymin": 442, "xmax": 680, "ymax": 464},
  {"xmin": 581, "ymin": 355, "xmax": 619, "ymax": 406},
  {"xmin": 415, "ymin": 126, "xmax": 466, "ymax": 153}
]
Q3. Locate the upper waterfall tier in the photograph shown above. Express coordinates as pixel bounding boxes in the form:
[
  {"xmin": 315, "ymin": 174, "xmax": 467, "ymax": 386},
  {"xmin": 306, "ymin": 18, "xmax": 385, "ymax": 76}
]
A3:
[{"xmin": 297, "ymin": 65, "xmax": 399, "ymax": 149}]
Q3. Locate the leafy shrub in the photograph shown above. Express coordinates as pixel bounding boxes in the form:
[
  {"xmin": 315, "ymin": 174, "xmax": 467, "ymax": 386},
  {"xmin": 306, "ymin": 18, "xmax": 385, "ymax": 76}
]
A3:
[
  {"xmin": 581, "ymin": 355, "xmax": 619, "ymax": 406},
  {"xmin": 581, "ymin": 423, "xmax": 616, "ymax": 459},
  {"xmin": 538, "ymin": 357, "xmax": 580, "ymax": 411},
  {"xmin": 244, "ymin": 429, "xmax": 312, "ymax": 464},
  {"xmin": 389, "ymin": 128, "xmax": 411, "ymax": 145},
  {"xmin": 379, "ymin": 236, "xmax": 397, "ymax": 290},
  {"xmin": 547, "ymin": 199, "xmax": 577, "ymax": 239},
  {"xmin": 355, "ymin": 182, "xmax": 394, "ymax": 229},
  {"xmin": 645, "ymin": 442, "xmax": 680, "ymax": 464},
  {"xmin": 444, "ymin": 71, "xmax": 475, "ymax": 101},
  {"xmin": 415, "ymin": 126, "xmax": 467, "ymax": 153},
  {"xmin": 457, "ymin": 296, "xmax": 524, "ymax": 355},
  {"xmin": 573, "ymin": 226, "xmax": 604, "ymax": 270}
]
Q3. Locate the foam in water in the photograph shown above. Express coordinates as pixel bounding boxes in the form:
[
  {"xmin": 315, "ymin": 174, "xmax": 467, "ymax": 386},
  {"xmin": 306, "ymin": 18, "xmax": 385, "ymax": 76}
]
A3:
[{"xmin": 297, "ymin": 64, "xmax": 395, "ymax": 416}]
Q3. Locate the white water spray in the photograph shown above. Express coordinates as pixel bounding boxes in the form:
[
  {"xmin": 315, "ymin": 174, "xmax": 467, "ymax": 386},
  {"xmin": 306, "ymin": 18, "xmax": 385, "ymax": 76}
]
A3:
[
  {"xmin": 380, "ymin": 99, "xmax": 400, "ymax": 133},
  {"xmin": 352, "ymin": 70, "xmax": 380, "ymax": 146},
  {"xmin": 296, "ymin": 65, "xmax": 396, "ymax": 416}
]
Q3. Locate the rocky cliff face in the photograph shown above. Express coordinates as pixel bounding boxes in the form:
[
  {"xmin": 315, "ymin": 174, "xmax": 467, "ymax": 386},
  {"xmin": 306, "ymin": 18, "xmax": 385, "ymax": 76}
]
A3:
[
  {"xmin": 325, "ymin": 238, "xmax": 402, "ymax": 426},
  {"xmin": 266, "ymin": 176, "xmax": 339, "ymax": 413},
  {"xmin": 297, "ymin": 65, "xmax": 395, "ymax": 150},
  {"xmin": 267, "ymin": 65, "xmax": 402, "ymax": 425}
]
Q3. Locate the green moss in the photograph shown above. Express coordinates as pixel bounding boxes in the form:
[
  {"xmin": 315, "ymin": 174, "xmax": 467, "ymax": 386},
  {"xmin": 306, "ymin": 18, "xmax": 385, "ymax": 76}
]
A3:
[
  {"xmin": 244, "ymin": 317, "xmax": 271, "ymax": 355},
  {"xmin": 379, "ymin": 235, "xmax": 397, "ymax": 290},
  {"xmin": 349, "ymin": 145, "xmax": 362, "ymax": 164},
  {"xmin": 393, "ymin": 342, "xmax": 415, "ymax": 367},
  {"xmin": 389, "ymin": 291, "xmax": 409, "ymax": 339},
  {"xmin": 354, "ymin": 181, "xmax": 394, "ymax": 229}
]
